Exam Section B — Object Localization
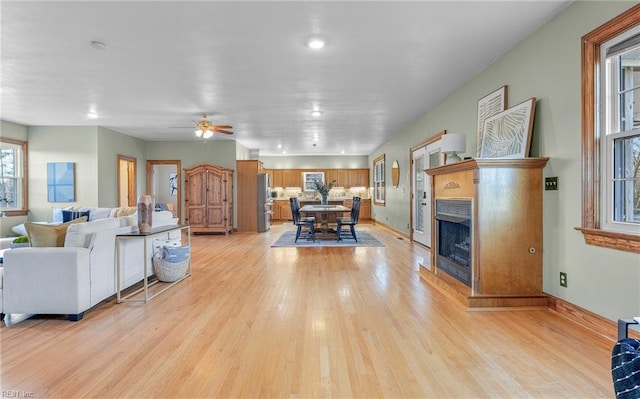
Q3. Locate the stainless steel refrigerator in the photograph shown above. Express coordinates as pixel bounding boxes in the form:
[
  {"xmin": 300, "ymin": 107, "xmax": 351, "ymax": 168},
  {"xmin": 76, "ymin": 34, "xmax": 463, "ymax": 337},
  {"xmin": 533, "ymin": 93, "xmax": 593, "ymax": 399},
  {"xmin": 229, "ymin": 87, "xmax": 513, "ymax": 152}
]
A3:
[{"xmin": 257, "ymin": 173, "xmax": 272, "ymax": 232}]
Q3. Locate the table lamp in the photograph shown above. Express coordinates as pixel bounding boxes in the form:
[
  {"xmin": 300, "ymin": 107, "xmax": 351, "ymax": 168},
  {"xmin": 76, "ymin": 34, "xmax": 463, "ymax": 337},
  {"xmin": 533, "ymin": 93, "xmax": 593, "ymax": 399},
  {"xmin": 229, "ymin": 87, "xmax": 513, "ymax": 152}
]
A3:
[{"xmin": 441, "ymin": 133, "xmax": 466, "ymax": 164}]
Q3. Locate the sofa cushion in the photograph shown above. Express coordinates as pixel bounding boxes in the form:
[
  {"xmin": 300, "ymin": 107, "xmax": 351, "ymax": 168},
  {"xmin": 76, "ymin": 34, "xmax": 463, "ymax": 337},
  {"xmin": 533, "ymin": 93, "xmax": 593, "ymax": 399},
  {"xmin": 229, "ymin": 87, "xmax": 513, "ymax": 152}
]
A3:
[
  {"xmin": 77, "ymin": 207, "xmax": 113, "ymax": 221},
  {"xmin": 65, "ymin": 218, "xmax": 121, "ymax": 248},
  {"xmin": 62, "ymin": 210, "xmax": 91, "ymax": 223},
  {"xmin": 25, "ymin": 217, "xmax": 87, "ymax": 247}
]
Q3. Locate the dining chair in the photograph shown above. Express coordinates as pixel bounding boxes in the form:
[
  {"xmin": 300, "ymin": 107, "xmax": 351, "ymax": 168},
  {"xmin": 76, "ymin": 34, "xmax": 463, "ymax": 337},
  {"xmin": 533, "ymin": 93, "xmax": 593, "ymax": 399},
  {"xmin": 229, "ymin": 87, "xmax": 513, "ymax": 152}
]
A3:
[
  {"xmin": 336, "ymin": 197, "xmax": 361, "ymax": 242},
  {"xmin": 290, "ymin": 197, "xmax": 316, "ymax": 242}
]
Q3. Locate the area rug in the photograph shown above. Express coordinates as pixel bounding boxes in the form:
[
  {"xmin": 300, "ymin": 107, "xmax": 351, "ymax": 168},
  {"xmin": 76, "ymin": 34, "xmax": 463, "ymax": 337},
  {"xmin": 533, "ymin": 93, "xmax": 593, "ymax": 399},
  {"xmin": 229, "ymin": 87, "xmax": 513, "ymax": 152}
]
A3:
[{"xmin": 271, "ymin": 230, "xmax": 384, "ymax": 248}]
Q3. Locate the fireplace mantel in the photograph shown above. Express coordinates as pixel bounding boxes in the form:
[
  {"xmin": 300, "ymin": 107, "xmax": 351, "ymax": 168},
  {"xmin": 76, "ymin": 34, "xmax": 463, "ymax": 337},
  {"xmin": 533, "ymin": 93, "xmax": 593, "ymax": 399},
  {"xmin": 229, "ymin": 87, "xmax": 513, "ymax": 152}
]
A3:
[{"xmin": 421, "ymin": 157, "xmax": 550, "ymax": 309}]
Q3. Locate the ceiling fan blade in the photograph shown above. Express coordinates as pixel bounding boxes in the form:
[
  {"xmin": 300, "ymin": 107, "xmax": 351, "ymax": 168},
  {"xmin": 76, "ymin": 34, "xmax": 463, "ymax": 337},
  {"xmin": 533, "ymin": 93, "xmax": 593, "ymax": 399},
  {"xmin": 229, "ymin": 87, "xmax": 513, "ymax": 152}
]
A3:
[
  {"xmin": 214, "ymin": 129, "xmax": 233, "ymax": 135},
  {"xmin": 213, "ymin": 125, "xmax": 232, "ymax": 129},
  {"xmin": 170, "ymin": 126, "xmax": 194, "ymax": 129}
]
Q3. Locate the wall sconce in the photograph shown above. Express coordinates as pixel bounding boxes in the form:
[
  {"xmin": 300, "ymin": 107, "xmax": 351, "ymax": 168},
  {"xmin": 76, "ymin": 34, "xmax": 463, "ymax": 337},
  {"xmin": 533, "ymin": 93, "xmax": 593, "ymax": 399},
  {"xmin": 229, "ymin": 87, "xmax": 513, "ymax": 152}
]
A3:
[
  {"xmin": 441, "ymin": 133, "xmax": 467, "ymax": 164},
  {"xmin": 1, "ymin": 211, "xmax": 6, "ymax": 218}
]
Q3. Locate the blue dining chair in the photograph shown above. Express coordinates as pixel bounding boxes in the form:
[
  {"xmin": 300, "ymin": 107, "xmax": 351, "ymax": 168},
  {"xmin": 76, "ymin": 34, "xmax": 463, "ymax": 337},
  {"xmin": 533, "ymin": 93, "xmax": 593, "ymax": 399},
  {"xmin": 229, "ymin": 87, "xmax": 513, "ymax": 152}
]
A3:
[
  {"xmin": 290, "ymin": 197, "xmax": 316, "ymax": 242},
  {"xmin": 336, "ymin": 197, "xmax": 361, "ymax": 242}
]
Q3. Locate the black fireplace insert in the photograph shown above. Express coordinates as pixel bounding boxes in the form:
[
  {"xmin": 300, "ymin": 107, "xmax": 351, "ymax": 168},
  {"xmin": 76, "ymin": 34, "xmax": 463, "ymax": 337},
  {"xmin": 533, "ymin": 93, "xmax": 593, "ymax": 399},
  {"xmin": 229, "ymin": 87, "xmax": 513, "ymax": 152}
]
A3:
[{"xmin": 435, "ymin": 199, "xmax": 472, "ymax": 287}]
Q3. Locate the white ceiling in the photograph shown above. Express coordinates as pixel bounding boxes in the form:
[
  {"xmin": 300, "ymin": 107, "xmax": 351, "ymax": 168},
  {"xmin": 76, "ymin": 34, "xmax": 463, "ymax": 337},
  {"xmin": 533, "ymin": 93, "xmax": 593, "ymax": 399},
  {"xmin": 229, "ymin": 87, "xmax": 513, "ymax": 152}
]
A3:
[{"xmin": 1, "ymin": 1, "xmax": 570, "ymax": 156}]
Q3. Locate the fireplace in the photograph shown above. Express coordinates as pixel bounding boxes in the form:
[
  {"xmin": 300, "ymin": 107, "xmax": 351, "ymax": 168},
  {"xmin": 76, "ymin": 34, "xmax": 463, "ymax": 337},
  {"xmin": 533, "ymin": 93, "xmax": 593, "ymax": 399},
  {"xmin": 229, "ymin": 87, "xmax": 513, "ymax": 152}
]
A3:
[{"xmin": 435, "ymin": 199, "xmax": 472, "ymax": 287}]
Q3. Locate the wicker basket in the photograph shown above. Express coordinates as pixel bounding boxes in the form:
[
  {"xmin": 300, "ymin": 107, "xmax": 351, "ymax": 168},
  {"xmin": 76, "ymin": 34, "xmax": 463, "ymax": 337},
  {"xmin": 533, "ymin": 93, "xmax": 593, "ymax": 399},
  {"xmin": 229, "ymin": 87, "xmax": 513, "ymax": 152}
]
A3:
[{"xmin": 153, "ymin": 254, "xmax": 189, "ymax": 282}]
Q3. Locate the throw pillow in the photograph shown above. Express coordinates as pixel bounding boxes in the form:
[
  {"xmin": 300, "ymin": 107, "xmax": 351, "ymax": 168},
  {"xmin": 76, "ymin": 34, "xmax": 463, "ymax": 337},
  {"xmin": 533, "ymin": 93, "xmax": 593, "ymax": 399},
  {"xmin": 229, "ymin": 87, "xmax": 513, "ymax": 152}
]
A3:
[
  {"xmin": 162, "ymin": 245, "xmax": 189, "ymax": 263},
  {"xmin": 62, "ymin": 210, "xmax": 91, "ymax": 223},
  {"xmin": 25, "ymin": 217, "xmax": 87, "ymax": 247}
]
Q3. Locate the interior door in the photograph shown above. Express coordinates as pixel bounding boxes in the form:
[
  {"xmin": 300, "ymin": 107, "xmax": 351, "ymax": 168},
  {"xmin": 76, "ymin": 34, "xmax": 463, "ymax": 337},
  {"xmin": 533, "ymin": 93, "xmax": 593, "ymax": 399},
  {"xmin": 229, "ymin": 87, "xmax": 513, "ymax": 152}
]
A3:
[
  {"xmin": 146, "ymin": 160, "xmax": 181, "ymax": 221},
  {"xmin": 117, "ymin": 155, "xmax": 136, "ymax": 207},
  {"xmin": 412, "ymin": 148, "xmax": 428, "ymax": 246},
  {"xmin": 412, "ymin": 141, "xmax": 442, "ymax": 247}
]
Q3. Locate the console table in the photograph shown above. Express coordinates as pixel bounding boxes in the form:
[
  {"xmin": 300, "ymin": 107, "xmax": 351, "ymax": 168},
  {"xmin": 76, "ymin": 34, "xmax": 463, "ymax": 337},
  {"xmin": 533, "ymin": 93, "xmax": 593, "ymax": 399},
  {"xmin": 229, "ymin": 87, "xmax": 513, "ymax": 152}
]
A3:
[{"xmin": 115, "ymin": 224, "xmax": 191, "ymax": 303}]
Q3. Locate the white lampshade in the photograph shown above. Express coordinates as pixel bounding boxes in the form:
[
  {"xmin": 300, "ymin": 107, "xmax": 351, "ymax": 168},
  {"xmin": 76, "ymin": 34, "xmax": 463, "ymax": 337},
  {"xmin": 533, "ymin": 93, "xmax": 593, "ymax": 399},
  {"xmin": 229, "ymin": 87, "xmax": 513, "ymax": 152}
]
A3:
[
  {"xmin": 195, "ymin": 129, "xmax": 203, "ymax": 137},
  {"xmin": 203, "ymin": 130, "xmax": 214, "ymax": 139},
  {"xmin": 441, "ymin": 133, "xmax": 466, "ymax": 164}
]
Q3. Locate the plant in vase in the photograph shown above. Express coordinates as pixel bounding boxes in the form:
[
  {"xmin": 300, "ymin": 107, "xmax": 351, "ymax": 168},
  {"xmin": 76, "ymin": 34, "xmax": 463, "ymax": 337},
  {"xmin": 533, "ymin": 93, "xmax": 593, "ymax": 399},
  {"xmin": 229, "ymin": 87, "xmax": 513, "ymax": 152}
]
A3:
[{"xmin": 313, "ymin": 179, "xmax": 336, "ymax": 205}]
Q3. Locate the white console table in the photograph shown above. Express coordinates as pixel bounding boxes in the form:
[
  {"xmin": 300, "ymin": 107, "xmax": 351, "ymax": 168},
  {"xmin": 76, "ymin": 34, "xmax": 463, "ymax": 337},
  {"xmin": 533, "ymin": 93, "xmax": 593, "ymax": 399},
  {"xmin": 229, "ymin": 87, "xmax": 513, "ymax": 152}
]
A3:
[{"xmin": 115, "ymin": 224, "xmax": 191, "ymax": 303}]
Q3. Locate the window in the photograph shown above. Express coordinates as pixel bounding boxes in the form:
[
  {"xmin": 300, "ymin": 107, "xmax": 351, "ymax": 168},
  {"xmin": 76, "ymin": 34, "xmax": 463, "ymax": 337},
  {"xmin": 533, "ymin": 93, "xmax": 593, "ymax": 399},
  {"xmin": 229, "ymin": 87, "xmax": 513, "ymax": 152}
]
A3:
[
  {"xmin": 373, "ymin": 154, "xmax": 385, "ymax": 205},
  {"xmin": 602, "ymin": 31, "xmax": 640, "ymax": 233},
  {"xmin": 0, "ymin": 138, "xmax": 28, "ymax": 216},
  {"xmin": 580, "ymin": 4, "xmax": 640, "ymax": 253}
]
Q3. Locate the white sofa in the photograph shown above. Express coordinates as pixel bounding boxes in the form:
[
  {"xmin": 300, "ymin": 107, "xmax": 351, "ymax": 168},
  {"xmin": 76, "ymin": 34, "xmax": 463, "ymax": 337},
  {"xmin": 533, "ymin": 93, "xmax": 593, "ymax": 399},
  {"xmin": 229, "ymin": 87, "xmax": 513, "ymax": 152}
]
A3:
[{"xmin": 1, "ymin": 210, "xmax": 178, "ymax": 322}]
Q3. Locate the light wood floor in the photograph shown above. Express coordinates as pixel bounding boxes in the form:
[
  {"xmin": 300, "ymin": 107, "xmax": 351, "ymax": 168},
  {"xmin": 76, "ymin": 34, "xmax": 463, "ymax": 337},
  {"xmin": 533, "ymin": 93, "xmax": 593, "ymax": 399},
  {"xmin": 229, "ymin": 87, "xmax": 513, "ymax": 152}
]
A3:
[{"xmin": 1, "ymin": 223, "xmax": 614, "ymax": 398}]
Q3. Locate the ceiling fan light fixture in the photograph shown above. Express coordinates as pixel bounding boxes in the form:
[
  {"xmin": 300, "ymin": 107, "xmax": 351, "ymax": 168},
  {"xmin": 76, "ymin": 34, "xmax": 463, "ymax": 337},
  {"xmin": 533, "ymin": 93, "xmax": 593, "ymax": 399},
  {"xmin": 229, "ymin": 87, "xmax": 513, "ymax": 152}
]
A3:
[
  {"xmin": 308, "ymin": 38, "xmax": 325, "ymax": 49},
  {"xmin": 195, "ymin": 129, "xmax": 203, "ymax": 137},
  {"xmin": 203, "ymin": 130, "xmax": 214, "ymax": 139}
]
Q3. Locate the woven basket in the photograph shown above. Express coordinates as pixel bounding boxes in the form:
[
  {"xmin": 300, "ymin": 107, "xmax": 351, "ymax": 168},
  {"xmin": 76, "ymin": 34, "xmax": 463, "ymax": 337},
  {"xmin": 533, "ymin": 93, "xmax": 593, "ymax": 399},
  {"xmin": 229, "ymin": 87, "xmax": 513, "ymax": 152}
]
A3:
[{"xmin": 153, "ymin": 254, "xmax": 189, "ymax": 282}]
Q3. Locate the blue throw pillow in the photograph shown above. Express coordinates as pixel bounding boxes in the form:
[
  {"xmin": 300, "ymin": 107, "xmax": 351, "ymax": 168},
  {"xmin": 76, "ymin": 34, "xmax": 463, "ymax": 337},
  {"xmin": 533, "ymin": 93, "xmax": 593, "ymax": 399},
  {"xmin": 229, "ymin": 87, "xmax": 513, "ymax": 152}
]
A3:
[
  {"xmin": 162, "ymin": 245, "xmax": 189, "ymax": 263},
  {"xmin": 62, "ymin": 210, "xmax": 90, "ymax": 223}
]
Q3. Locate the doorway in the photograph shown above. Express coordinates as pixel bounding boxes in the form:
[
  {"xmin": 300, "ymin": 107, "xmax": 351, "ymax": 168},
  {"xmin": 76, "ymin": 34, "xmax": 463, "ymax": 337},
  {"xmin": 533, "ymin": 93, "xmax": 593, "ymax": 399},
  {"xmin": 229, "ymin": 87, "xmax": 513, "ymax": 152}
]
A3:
[
  {"xmin": 117, "ymin": 155, "xmax": 137, "ymax": 207},
  {"xmin": 146, "ymin": 160, "xmax": 181, "ymax": 221},
  {"xmin": 410, "ymin": 132, "xmax": 444, "ymax": 247}
]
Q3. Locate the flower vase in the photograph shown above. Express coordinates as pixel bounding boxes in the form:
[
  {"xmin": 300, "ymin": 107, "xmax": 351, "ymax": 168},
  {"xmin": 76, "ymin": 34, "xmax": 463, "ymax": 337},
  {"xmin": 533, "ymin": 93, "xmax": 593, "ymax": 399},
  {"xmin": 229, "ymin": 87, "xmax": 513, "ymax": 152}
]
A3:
[
  {"xmin": 137, "ymin": 195, "xmax": 153, "ymax": 233},
  {"xmin": 321, "ymin": 195, "xmax": 328, "ymax": 205}
]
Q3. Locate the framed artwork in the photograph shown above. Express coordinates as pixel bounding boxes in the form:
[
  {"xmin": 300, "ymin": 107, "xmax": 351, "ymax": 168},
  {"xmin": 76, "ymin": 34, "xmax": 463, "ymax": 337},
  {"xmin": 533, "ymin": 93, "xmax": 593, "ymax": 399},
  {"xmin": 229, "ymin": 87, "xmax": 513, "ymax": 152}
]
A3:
[
  {"xmin": 479, "ymin": 98, "xmax": 537, "ymax": 159},
  {"xmin": 47, "ymin": 162, "xmax": 75, "ymax": 202},
  {"xmin": 303, "ymin": 172, "xmax": 325, "ymax": 191},
  {"xmin": 169, "ymin": 172, "xmax": 178, "ymax": 196},
  {"xmin": 476, "ymin": 85, "xmax": 507, "ymax": 156}
]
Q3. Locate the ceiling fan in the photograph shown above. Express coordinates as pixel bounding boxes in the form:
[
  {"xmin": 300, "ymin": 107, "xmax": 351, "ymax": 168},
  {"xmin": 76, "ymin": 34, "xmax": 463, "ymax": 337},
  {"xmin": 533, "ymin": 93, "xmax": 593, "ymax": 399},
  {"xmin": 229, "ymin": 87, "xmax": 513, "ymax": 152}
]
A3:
[{"xmin": 179, "ymin": 114, "xmax": 233, "ymax": 139}]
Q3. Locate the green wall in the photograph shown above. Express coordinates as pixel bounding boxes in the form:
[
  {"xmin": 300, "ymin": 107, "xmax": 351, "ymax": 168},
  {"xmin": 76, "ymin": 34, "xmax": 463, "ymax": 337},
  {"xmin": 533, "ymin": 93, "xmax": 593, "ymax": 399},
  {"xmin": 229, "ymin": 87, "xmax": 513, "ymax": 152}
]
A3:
[{"xmin": 369, "ymin": 0, "xmax": 640, "ymax": 321}]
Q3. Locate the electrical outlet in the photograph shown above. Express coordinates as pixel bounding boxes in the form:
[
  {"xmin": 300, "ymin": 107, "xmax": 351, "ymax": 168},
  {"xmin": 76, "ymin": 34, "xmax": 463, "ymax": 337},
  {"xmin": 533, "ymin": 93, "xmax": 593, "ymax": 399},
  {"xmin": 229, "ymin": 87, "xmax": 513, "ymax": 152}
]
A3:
[
  {"xmin": 560, "ymin": 272, "xmax": 567, "ymax": 287},
  {"xmin": 545, "ymin": 177, "xmax": 559, "ymax": 190}
]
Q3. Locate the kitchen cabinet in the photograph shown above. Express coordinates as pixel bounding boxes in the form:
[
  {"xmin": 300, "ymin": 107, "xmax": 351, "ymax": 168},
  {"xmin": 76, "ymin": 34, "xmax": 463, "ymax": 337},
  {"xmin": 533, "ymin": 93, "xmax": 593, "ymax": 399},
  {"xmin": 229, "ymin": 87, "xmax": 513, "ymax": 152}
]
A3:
[
  {"xmin": 344, "ymin": 198, "xmax": 371, "ymax": 220},
  {"xmin": 184, "ymin": 163, "xmax": 233, "ymax": 234},
  {"xmin": 278, "ymin": 201, "xmax": 293, "ymax": 221},
  {"xmin": 271, "ymin": 169, "xmax": 284, "ymax": 187},
  {"xmin": 283, "ymin": 170, "xmax": 302, "ymax": 188},
  {"xmin": 349, "ymin": 169, "xmax": 369, "ymax": 187}
]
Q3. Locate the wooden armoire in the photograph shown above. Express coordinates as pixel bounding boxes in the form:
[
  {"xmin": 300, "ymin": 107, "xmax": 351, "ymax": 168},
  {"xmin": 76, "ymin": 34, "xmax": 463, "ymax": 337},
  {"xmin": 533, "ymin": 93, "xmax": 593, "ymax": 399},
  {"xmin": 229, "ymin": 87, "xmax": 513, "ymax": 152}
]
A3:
[{"xmin": 183, "ymin": 164, "xmax": 233, "ymax": 235}]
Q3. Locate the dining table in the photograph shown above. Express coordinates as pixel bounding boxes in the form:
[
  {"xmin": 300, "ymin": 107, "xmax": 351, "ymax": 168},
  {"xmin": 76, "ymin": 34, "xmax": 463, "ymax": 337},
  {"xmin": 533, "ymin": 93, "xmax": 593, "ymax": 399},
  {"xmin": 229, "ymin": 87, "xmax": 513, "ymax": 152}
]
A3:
[{"xmin": 299, "ymin": 204, "xmax": 351, "ymax": 236}]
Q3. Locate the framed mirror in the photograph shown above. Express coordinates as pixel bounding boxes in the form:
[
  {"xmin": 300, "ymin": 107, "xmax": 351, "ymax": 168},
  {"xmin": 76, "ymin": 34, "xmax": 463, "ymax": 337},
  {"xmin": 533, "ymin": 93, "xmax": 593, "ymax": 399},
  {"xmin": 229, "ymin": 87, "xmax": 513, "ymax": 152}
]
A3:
[{"xmin": 391, "ymin": 160, "xmax": 400, "ymax": 188}]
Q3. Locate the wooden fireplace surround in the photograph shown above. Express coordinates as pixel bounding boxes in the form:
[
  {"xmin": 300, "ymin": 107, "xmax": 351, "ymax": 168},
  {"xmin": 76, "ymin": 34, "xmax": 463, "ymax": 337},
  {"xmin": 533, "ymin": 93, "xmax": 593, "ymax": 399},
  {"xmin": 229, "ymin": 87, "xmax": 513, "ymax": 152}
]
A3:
[{"xmin": 421, "ymin": 157, "xmax": 549, "ymax": 309}]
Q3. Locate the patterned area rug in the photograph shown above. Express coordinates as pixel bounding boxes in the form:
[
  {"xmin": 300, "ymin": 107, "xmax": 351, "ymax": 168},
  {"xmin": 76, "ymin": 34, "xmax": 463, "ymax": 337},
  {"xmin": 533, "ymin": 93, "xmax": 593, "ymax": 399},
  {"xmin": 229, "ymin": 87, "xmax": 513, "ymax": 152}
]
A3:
[{"xmin": 271, "ymin": 230, "xmax": 384, "ymax": 247}]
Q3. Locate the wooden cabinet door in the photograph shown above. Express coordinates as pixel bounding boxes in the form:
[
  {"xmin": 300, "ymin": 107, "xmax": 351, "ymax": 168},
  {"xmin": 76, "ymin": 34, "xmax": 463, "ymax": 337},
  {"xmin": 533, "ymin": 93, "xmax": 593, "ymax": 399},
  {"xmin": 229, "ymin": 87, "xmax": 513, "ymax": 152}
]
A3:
[
  {"xmin": 283, "ymin": 170, "xmax": 301, "ymax": 188},
  {"xmin": 280, "ymin": 201, "xmax": 293, "ymax": 220},
  {"xmin": 205, "ymin": 170, "xmax": 225, "ymax": 229},
  {"xmin": 360, "ymin": 199, "xmax": 371, "ymax": 219},
  {"xmin": 349, "ymin": 169, "xmax": 369, "ymax": 187},
  {"xmin": 185, "ymin": 169, "xmax": 206, "ymax": 228},
  {"xmin": 272, "ymin": 170, "xmax": 284, "ymax": 187}
]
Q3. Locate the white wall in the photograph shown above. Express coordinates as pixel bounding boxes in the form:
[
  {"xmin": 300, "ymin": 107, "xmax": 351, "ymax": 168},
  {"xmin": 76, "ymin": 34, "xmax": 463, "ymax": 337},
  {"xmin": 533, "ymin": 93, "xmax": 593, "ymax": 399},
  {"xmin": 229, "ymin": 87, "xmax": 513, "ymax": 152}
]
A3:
[{"xmin": 370, "ymin": 0, "xmax": 640, "ymax": 321}]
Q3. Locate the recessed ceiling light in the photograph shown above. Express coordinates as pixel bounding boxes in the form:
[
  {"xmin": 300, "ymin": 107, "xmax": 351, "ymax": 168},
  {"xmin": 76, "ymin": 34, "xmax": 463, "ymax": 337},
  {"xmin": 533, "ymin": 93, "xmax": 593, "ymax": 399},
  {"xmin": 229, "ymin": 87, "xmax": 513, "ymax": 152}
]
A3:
[
  {"xmin": 307, "ymin": 38, "xmax": 325, "ymax": 49},
  {"xmin": 87, "ymin": 112, "xmax": 99, "ymax": 119},
  {"xmin": 90, "ymin": 41, "xmax": 106, "ymax": 50},
  {"xmin": 277, "ymin": 143, "xmax": 282, "ymax": 149},
  {"xmin": 311, "ymin": 110, "xmax": 322, "ymax": 117}
]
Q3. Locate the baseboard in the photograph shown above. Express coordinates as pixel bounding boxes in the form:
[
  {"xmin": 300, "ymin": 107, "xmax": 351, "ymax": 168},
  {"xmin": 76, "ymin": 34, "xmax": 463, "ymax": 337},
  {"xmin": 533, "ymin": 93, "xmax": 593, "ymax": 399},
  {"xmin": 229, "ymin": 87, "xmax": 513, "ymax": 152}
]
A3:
[
  {"xmin": 547, "ymin": 294, "xmax": 640, "ymax": 342},
  {"xmin": 371, "ymin": 219, "xmax": 410, "ymax": 239}
]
